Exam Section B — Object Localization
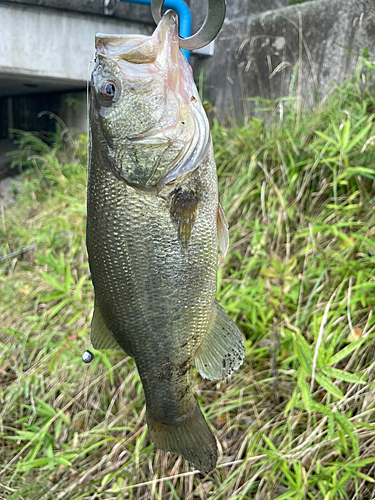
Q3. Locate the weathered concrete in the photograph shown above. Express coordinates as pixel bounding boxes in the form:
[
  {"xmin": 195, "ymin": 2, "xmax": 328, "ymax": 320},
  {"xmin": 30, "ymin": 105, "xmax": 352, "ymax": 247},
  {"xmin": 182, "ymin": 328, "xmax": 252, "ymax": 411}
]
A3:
[
  {"xmin": 189, "ymin": 0, "xmax": 290, "ymax": 121},
  {"xmin": 0, "ymin": 2, "xmax": 153, "ymax": 96},
  {"xmin": 0, "ymin": 1, "xmax": 154, "ymax": 173},
  {"xmin": 0, "ymin": 0, "xmax": 154, "ymax": 25},
  {"xmin": 191, "ymin": 0, "xmax": 375, "ymax": 122}
]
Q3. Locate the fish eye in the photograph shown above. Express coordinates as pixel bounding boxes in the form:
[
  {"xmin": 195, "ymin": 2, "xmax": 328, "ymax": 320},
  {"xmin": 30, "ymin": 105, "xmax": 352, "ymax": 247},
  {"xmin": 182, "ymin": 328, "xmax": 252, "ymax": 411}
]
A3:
[
  {"xmin": 100, "ymin": 80, "xmax": 117, "ymax": 101},
  {"xmin": 102, "ymin": 82, "xmax": 116, "ymax": 99}
]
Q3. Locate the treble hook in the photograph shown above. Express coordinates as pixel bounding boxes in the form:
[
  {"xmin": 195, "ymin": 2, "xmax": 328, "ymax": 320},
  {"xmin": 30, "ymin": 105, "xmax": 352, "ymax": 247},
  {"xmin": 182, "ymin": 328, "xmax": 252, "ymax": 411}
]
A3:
[{"xmin": 151, "ymin": 0, "xmax": 226, "ymax": 51}]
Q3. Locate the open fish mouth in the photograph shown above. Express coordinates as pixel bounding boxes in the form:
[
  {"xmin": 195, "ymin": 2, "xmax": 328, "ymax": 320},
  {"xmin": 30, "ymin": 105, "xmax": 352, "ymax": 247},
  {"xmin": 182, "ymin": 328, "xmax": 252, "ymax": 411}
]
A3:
[{"xmin": 91, "ymin": 11, "xmax": 210, "ymax": 192}]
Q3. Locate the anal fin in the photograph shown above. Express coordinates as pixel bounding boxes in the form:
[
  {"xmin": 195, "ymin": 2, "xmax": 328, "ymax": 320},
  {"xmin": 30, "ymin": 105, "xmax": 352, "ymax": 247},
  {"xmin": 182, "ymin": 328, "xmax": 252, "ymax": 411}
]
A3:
[
  {"xmin": 195, "ymin": 300, "xmax": 245, "ymax": 380},
  {"xmin": 91, "ymin": 299, "xmax": 123, "ymax": 351}
]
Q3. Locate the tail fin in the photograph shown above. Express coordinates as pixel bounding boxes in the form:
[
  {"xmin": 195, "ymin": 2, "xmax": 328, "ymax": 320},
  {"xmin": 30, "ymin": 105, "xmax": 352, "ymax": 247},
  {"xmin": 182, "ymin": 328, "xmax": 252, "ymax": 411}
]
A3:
[{"xmin": 147, "ymin": 403, "xmax": 217, "ymax": 473}]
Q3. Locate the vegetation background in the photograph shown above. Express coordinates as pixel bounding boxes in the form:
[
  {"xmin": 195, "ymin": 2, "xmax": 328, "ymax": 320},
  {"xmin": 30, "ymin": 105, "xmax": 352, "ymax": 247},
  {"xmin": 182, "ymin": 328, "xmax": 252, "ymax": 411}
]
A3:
[{"xmin": 1, "ymin": 53, "xmax": 375, "ymax": 499}]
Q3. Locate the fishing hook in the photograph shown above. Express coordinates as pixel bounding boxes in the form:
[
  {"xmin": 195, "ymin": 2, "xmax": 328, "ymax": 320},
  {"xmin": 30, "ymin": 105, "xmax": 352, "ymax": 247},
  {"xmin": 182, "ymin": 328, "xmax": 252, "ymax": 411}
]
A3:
[{"xmin": 151, "ymin": 0, "xmax": 226, "ymax": 51}]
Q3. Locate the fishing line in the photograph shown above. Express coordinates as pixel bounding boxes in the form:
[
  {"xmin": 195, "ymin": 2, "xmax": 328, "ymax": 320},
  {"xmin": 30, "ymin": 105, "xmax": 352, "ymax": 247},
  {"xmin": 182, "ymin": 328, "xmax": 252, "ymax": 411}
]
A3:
[
  {"xmin": 86, "ymin": 51, "xmax": 96, "ymax": 162},
  {"xmin": 0, "ymin": 231, "xmax": 74, "ymax": 262}
]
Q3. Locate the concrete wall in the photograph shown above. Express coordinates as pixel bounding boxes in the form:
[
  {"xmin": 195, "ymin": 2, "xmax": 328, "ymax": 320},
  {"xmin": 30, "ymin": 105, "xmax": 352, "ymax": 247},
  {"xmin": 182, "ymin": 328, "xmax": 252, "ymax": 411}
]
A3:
[
  {"xmin": 0, "ymin": 2, "xmax": 153, "ymax": 96},
  {"xmin": 189, "ymin": 0, "xmax": 290, "ymax": 121},
  {"xmin": 3, "ymin": 0, "xmax": 155, "ymax": 23},
  {"xmin": 190, "ymin": 0, "xmax": 375, "ymax": 122}
]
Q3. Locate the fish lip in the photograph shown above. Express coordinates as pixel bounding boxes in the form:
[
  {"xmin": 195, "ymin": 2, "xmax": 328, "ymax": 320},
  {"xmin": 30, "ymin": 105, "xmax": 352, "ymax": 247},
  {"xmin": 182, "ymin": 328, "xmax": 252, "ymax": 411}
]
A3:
[
  {"xmin": 95, "ymin": 33, "xmax": 148, "ymax": 47},
  {"xmin": 95, "ymin": 33, "xmax": 161, "ymax": 68},
  {"xmin": 155, "ymin": 9, "xmax": 179, "ymax": 45}
]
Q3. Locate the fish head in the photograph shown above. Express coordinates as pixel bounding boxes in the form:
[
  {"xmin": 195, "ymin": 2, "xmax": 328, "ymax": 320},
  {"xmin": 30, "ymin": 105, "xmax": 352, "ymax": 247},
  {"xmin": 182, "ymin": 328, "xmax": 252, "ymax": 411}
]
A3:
[{"xmin": 91, "ymin": 11, "xmax": 209, "ymax": 191}]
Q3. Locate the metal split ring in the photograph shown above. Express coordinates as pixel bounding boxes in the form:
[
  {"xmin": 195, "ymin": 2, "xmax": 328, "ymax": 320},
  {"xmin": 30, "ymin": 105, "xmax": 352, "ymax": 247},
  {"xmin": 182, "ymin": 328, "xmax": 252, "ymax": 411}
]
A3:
[{"xmin": 151, "ymin": 0, "xmax": 226, "ymax": 51}]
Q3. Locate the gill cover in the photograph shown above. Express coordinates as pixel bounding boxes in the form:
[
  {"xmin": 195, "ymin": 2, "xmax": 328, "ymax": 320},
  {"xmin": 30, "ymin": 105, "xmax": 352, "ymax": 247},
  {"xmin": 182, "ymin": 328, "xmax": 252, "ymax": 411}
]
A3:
[{"xmin": 92, "ymin": 11, "xmax": 210, "ymax": 192}]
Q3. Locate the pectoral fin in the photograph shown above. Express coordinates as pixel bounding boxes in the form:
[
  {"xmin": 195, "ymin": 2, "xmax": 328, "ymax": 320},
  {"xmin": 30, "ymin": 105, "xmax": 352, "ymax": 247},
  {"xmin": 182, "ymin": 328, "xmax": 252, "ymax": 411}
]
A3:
[
  {"xmin": 217, "ymin": 202, "xmax": 229, "ymax": 256},
  {"xmin": 194, "ymin": 300, "xmax": 245, "ymax": 380},
  {"xmin": 91, "ymin": 299, "xmax": 123, "ymax": 351}
]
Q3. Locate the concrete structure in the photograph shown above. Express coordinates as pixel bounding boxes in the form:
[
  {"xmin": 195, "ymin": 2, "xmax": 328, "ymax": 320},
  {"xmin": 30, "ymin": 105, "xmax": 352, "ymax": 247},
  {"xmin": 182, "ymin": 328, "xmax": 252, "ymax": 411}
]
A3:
[
  {"xmin": 1, "ymin": 0, "xmax": 374, "ymax": 176},
  {"xmin": 0, "ymin": 2, "xmax": 154, "ymax": 97},
  {"xmin": 189, "ymin": 0, "xmax": 290, "ymax": 121},
  {"xmin": 0, "ymin": 0, "xmax": 154, "ymax": 176},
  {"xmin": 0, "ymin": 2, "xmax": 152, "ymax": 117},
  {"xmin": 191, "ymin": 0, "xmax": 375, "ymax": 122}
]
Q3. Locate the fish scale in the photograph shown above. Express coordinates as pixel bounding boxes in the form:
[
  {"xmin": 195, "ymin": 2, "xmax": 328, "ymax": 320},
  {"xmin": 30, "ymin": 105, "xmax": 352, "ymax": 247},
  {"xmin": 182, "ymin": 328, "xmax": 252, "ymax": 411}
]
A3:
[
  {"xmin": 88, "ymin": 146, "xmax": 218, "ymax": 354},
  {"xmin": 88, "ymin": 143, "xmax": 218, "ymax": 420}
]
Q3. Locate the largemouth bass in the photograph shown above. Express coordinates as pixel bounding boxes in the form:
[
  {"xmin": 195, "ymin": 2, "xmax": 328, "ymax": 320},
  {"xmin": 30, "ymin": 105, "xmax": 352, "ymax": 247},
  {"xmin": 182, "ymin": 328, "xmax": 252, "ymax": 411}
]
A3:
[{"xmin": 87, "ymin": 10, "xmax": 245, "ymax": 473}]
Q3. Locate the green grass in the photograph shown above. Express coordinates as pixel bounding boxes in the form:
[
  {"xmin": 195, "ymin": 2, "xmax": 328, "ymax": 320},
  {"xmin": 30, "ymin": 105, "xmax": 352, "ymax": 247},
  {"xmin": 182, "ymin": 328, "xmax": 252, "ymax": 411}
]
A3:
[
  {"xmin": 1, "ymin": 57, "xmax": 375, "ymax": 499},
  {"xmin": 289, "ymin": 0, "xmax": 313, "ymax": 5}
]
